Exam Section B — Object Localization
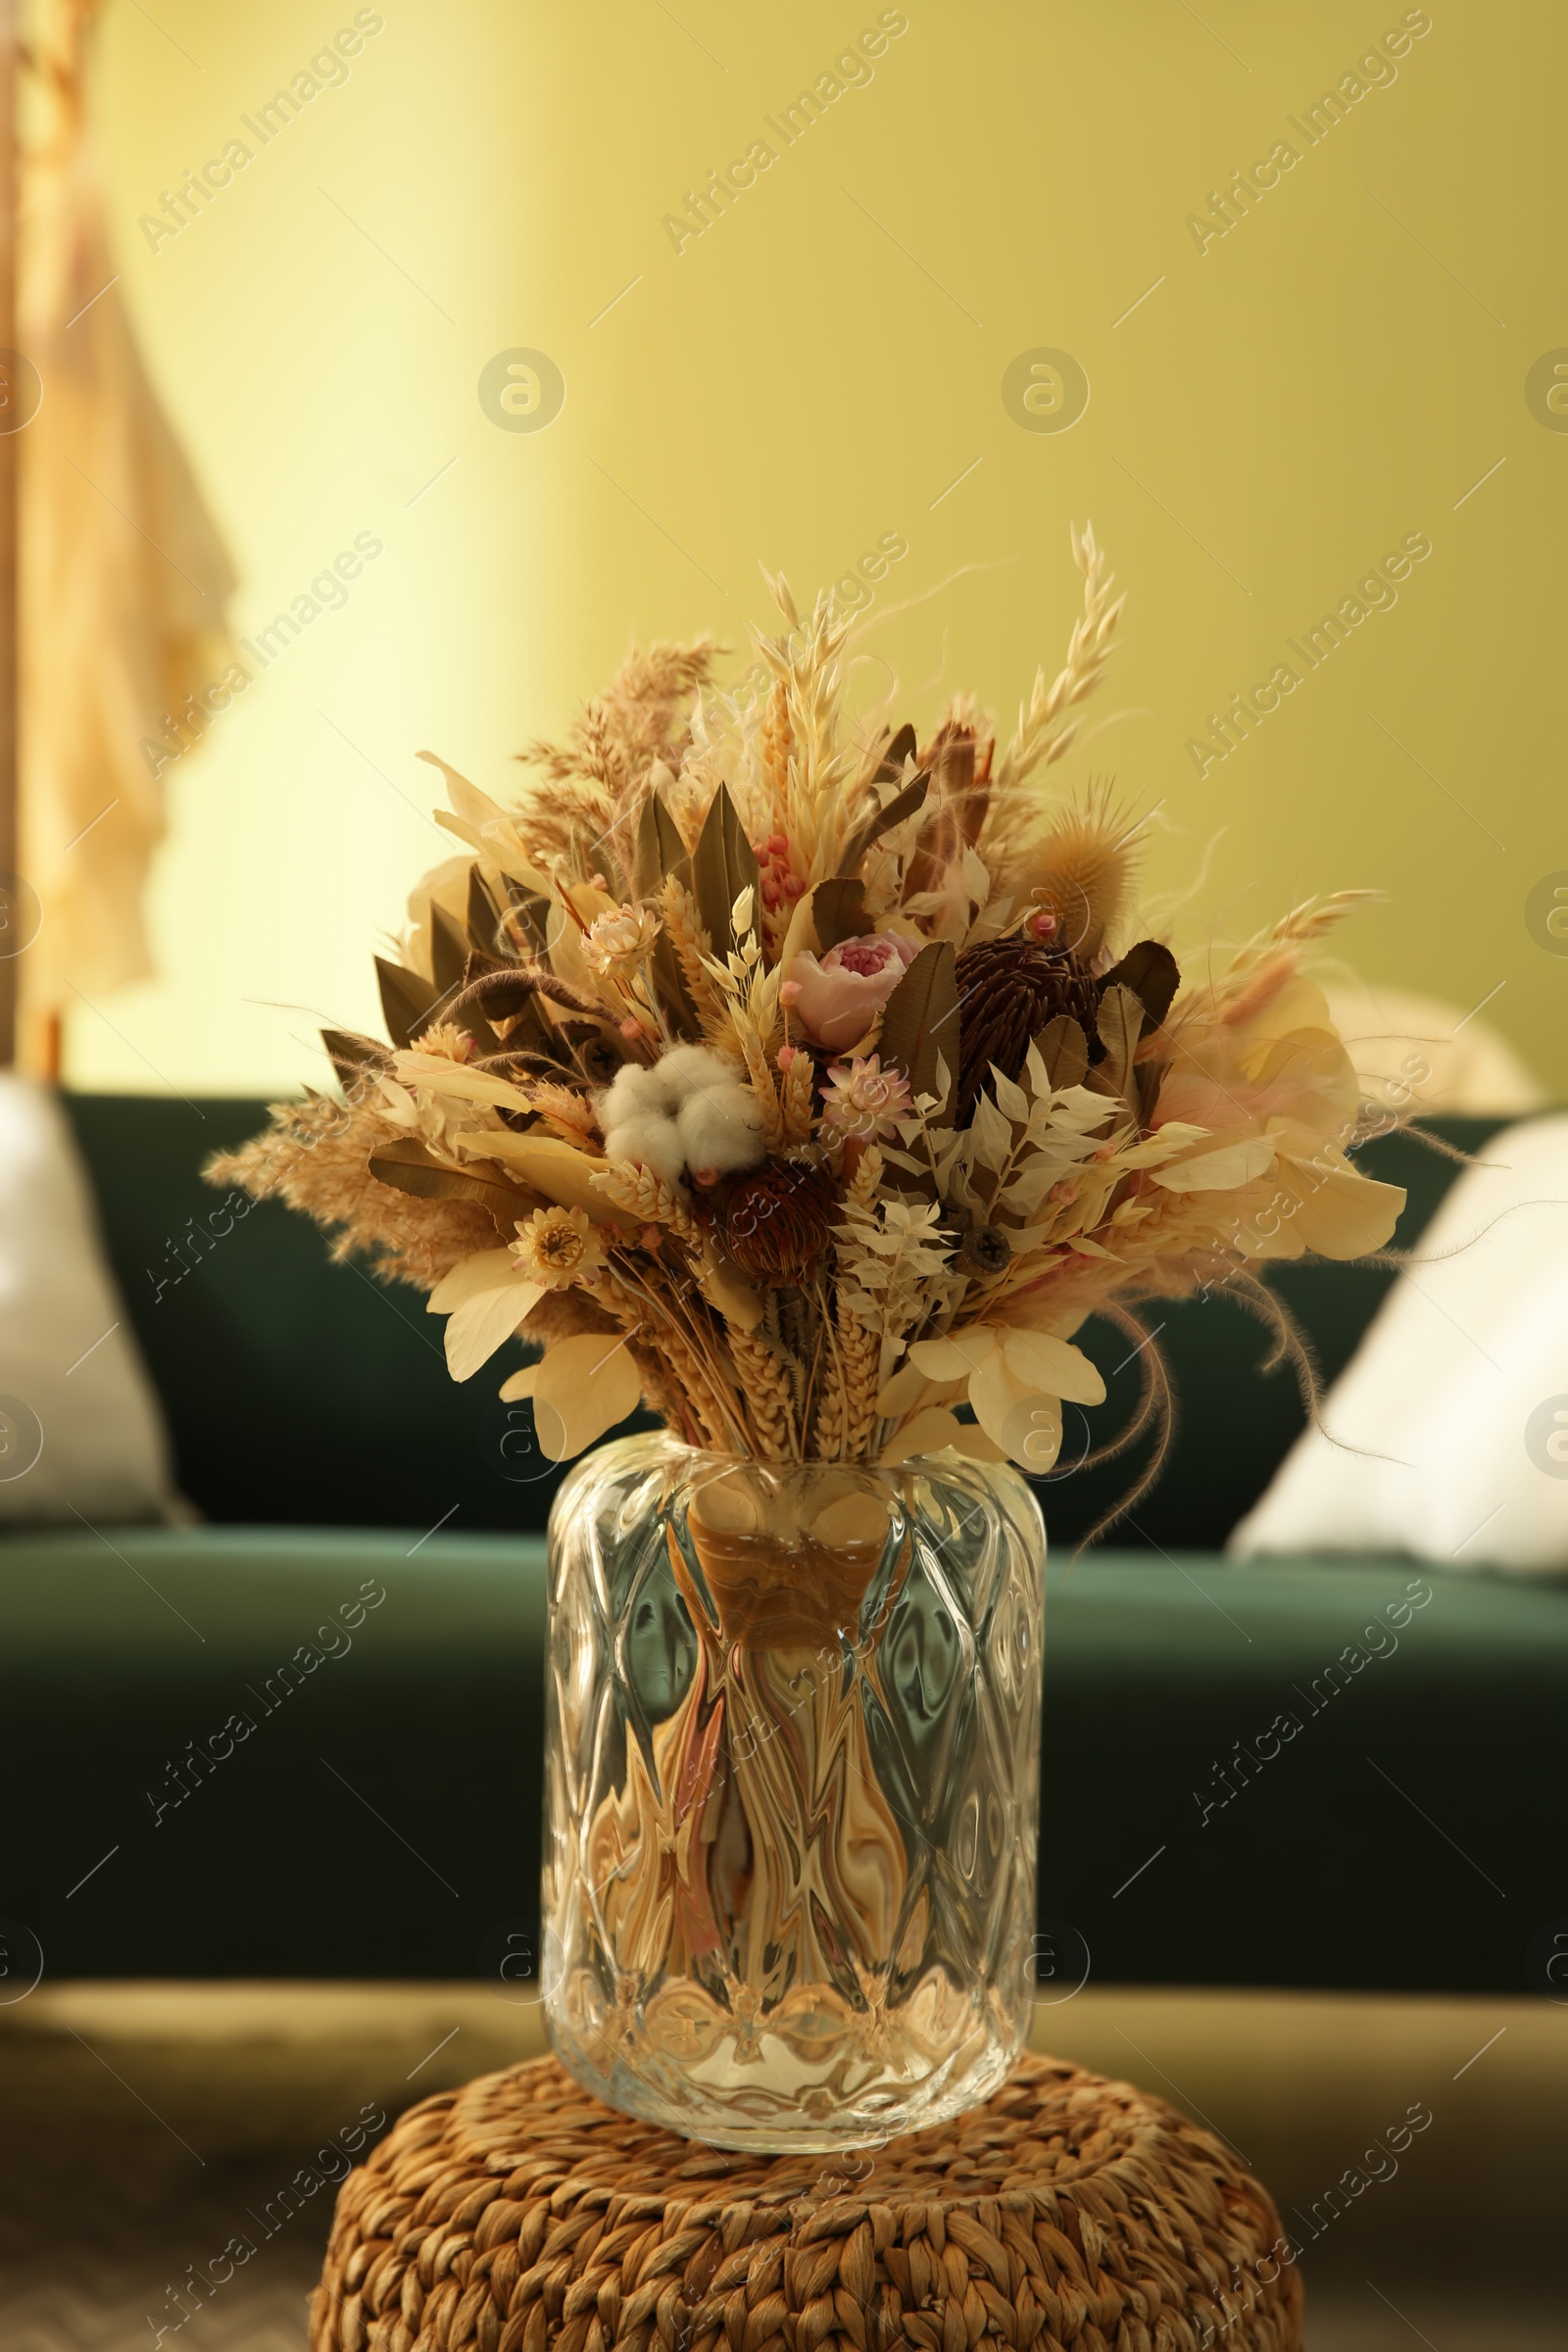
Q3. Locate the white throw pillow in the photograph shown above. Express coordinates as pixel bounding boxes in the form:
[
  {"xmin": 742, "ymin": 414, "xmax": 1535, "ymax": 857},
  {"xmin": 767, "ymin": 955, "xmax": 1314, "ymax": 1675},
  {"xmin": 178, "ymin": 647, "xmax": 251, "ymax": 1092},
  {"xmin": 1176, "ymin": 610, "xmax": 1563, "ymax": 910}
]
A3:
[
  {"xmin": 1231, "ymin": 1115, "xmax": 1568, "ymax": 1573},
  {"xmin": 0, "ymin": 1074, "xmax": 181, "ymax": 1523}
]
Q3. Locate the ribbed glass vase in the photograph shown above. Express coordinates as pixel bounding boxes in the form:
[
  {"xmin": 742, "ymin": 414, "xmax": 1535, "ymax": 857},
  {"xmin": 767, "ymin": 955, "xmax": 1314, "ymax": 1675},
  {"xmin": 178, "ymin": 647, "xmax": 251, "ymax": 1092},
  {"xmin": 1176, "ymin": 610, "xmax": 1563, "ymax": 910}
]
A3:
[{"xmin": 541, "ymin": 1433, "xmax": 1044, "ymax": 2152}]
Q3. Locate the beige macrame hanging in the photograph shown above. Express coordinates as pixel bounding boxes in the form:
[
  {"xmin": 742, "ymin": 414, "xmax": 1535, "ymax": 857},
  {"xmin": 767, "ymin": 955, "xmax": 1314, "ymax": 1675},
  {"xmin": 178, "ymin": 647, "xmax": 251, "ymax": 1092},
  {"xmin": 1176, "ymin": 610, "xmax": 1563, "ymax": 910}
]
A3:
[{"xmin": 17, "ymin": 0, "xmax": 235, "ymax": 1064}]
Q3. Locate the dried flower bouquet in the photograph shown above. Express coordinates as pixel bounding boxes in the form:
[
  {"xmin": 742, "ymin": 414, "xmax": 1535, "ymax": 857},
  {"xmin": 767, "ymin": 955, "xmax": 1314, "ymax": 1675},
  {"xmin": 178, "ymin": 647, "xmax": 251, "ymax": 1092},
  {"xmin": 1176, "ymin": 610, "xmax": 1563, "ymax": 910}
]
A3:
[{"xmin": 210, "ymin": 525, "xmax": 1405, "ymax": 1503}]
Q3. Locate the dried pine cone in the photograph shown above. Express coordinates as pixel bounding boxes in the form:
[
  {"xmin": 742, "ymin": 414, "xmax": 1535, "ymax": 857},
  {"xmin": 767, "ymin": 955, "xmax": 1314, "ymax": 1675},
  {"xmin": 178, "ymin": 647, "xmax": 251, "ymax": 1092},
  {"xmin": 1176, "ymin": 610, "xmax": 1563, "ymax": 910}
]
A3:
[
  {"xmin": 709, "ymin": 1159, "xmax": 837, "ymax": 1287},
  {"xmin": 954, "ymin": 937, "xmax": 1102, "ymax": 1124}
]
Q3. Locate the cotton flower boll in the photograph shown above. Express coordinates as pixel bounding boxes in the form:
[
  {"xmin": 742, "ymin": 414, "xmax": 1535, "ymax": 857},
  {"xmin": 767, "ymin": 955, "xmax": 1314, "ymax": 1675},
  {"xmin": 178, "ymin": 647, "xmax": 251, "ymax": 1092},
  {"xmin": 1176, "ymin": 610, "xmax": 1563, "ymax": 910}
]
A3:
[
  {"xmin": 601, "ymin": 1106, "xmax": 686, "ymax": 1187},
  {"xmin": 598, "ymin": 1061, "xmax": 685, "ymax": 1184},
  {"xmin": 654, "ymin": 1045, "xmax": 766, "ymax": 1182},
  {"xmin": 654, "ymin": 1044, "xmax": 736, "ymax": 1108},
  {"xmin": 600, "ymin": 1060, "xmax": 667, "ymax": 1131},
  {"xmin": 598, "ymin": 1046, "xmax": 764, "ymax": 1186},
  {"xmin": 676, "ymin": 1077, "xmax": 766, "ymax": 1189}
]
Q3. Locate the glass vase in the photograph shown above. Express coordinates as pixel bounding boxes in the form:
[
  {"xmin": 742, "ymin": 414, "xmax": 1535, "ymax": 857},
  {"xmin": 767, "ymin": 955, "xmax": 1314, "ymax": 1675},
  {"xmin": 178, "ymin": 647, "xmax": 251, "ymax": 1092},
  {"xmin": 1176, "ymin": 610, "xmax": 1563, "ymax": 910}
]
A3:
[{"xmin": 541, "ymin": 1432, "xmax": 1044, "ymax": 2152}]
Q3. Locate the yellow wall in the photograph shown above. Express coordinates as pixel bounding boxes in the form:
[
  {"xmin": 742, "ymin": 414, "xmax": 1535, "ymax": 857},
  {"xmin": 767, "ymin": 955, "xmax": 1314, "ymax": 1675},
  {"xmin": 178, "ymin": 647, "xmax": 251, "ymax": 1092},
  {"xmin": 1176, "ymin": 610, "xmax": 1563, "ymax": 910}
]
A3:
[{"xmin": 69, "ymin": 0, "xmax": 1568, "ymax": 1096}]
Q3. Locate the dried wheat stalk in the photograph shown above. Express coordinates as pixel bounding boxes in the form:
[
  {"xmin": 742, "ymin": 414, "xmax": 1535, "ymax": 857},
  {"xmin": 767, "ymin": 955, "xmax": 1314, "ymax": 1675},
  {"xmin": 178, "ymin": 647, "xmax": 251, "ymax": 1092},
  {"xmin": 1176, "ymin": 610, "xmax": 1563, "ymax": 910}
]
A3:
[
  {"xmin": 593, "ymin": 1161, "xmax": 702, "ymax": 1244},
  {"xmin": 662, "ymin": 875, "xmax": 727, "ymax": 1037},
  {"xmin": 781, "ymin": 1048, "xmax": 815, "ymax": 1147},
  {"xmin": 729, "ymin": 1328, "xmax": 797, "ymax": 1461},
  {"xmin": 993, "ymin": 522, "xmax": 1124, "ymax": 794}
]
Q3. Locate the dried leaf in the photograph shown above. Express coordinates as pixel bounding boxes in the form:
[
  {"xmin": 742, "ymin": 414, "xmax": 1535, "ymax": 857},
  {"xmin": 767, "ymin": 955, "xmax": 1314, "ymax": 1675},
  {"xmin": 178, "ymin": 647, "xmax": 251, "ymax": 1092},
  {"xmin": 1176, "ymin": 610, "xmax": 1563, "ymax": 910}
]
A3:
[
  {"xmin": 970, "ymin": 1354, "xmax": 1063, "ymax": 1471},
  {"xmin": 428, "ymin": 1248, "xmax": 519, "ymax": 1313},
  {"xmin": 531, "ymin": 1331, "xmax": 643, "ymax": 1459},
  {"xmin": 1094, "ymin": 984, "xmax": 1143, "ymax": 1102},
  {"xmin": 375, "ymin": 956, "xmax": 441, "ymax": 1053},
  {"xmin": 969, "ymin": 1091, "xmax": 1013, "ymax": 1172},
  {"xmin": 998, "ymin": 1158, "xmax": 1066, "ymax": 1217},
  {"xmin": 1150, "ymin": 1139, "xmax": 1277, "ymax": 1192},
  {"xmin": 459, "ymin": 1131, "xmax": 630, "ymax": 1224},
  {"xmin": 1101, "ymin": 939, "xmax": 1180, "ymax": 1038},
  {"xmin": 875, "ymin": 1360, "xmax": 944, "ymax": 1417},
  {"xmin": 699, "ymin": 1243, "xmax": 764, "ymax": 1331},
  {"xmin": 999, "ymin": 1327, "xmax": 1105, "ymax": 1403},
  {"xmin": 808, "ymin": 876, "xmax": 868, "ymax": 953},
  {"xmin": 633, "ymin": 788, "xmax": 692, "ymax": 900},
  {"xmin": 836, "ymin": 769, "xmax": 930, "ymax": 878},
  {"xmin": 692, "ymin": 783, "xmax": 760, "ymax": 963},
  {"xmin": 874, "ymin": 721, "xmax": 917, "ymax": 782},
  {"xmin": 427, "ymin": 902, "xmax": 473, "ymax": 1002},
  {"xmin": 628, "ymin": 795, "xmax": 702, "ymax": 1037},
  {"xmin": 427, "ymin": 1254, "xmax": 547, "ymax": 1382},
  {"xmin": 951, "ymin": 1418, "xmax": 1008, "ymax": 1463},
  {"xmin": 466, "ymin": 863, "xmax": 507, "ymax": 960},
  {"xmin": 401, "ymin": 1064, "xmax": 533, "ymax": 1110},
  {"xmin": 505, "ymin": 886, "xmax": 554, "ymax": 960},
  {"xmin": 879, "ymin": 1406, "xmax": 964, "ymax": 1464},
  {"xmin": 878, "ymin": 940, "xmax": 958, "ymax": 1118},
  {"xmin": 907, "ymin": 1330, "xmax": 997, "ymax": 1383},
  {"xmin": 368, "ymin": 1137, "xmax": 531, "ymax": 1227},
  {"xmin": 1034, "ymin": 1013, "xmax": 1089, "ymax": 1092},
  {"xmin": 990, "ymin": 1067, "xmax": 1029, "ymax": 1124},
  {"xmin": 320, "ymin": 1028, "xmax": 391, "ymax": 1089}
]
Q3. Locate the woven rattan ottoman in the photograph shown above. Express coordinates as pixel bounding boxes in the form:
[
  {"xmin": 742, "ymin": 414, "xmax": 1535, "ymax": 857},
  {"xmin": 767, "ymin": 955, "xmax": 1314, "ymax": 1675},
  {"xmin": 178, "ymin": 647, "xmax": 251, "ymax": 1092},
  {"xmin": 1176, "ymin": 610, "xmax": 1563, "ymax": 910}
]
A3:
[{"xmin": 309, "ymin": 2051, "xmax": 1302, "ymax": 2351}]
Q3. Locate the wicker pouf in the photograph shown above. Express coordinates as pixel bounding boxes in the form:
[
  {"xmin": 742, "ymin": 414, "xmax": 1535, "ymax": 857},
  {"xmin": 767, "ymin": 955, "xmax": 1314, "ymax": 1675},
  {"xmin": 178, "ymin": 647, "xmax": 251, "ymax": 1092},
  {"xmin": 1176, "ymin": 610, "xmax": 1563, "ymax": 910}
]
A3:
[{"xmin": 310, "ymin": 2051, "xmax": 1302, "ymax": 2352}]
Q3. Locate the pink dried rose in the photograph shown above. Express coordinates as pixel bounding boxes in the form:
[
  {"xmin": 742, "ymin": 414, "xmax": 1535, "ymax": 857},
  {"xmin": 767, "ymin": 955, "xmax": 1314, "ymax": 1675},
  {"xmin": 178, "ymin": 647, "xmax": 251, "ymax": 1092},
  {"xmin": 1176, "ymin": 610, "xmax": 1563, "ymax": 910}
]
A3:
[{"xmin": 780, "ymin": 931, "xmax": 919, "ymax": 1053}]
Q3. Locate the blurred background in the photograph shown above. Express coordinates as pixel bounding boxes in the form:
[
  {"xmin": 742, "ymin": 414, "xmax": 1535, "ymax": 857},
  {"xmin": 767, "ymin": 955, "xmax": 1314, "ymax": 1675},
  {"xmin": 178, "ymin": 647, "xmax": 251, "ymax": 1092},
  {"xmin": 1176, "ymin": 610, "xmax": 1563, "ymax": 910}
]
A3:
[
  {"xmin": 2, "ymin": 5, "xmax": 1565, "ymax": 2348},
  {"xmin": 13, "ymin": 0, "xmax": 1564, "ymax": 1102}
]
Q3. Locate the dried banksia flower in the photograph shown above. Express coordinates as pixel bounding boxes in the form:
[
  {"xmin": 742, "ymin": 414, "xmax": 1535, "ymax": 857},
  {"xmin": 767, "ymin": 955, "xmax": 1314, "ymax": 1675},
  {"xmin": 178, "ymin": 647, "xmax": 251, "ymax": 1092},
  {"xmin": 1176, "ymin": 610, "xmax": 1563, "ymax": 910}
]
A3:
[
  {"xmin": 954, "ymin": 937, "xmax": 1102, "ymax": 1124},
  {"xmin": 710, "ymin": 1159, "xmax": 837, "ymax": 1287}
]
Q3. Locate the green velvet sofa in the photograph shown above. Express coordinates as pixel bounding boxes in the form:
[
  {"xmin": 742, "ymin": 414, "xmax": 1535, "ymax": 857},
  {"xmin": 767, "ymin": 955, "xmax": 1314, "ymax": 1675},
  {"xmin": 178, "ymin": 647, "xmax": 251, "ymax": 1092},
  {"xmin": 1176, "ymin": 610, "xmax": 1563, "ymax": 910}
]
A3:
[{"xmin": 1, "ymin": 1100, "xmax": 1561, "ymax": 1998}]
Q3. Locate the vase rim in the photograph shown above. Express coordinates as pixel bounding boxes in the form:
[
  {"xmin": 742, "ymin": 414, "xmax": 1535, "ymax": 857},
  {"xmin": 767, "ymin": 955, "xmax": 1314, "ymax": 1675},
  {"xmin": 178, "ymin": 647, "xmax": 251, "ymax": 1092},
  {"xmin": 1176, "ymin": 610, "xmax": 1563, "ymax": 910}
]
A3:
[{"xmin": 580, "ymin": 1428, "xmax": 1027, "ymax": 1483}]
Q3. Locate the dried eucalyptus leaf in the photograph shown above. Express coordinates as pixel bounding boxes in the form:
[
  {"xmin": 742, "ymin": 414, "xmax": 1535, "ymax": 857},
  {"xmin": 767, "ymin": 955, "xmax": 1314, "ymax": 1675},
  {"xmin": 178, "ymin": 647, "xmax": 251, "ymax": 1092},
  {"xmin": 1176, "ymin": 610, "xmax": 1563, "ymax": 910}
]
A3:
[{"xmin": 531, "ymin": 1332, "xmax": 643, "ymax": 1460}]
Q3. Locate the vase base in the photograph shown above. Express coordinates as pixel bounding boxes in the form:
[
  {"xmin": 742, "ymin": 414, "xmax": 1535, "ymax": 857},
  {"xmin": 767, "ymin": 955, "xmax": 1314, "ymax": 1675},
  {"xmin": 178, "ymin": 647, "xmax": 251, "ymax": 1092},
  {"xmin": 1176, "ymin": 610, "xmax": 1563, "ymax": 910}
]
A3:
[{"xmin": 545, "ymin": 1975, "xmax": 1025, "ymax": 2151}]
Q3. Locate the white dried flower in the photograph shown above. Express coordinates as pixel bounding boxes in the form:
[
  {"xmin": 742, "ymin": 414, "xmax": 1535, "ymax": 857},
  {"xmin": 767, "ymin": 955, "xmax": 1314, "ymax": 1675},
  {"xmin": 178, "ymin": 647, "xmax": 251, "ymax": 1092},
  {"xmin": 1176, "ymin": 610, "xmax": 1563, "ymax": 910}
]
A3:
[
  {"xmin": 511, "ymin": 1204, "xmax": 605, "ymax": 1290},
  {"xmin": 587, "ymin": 903, "xmax": 662, "ymax": 976}
]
